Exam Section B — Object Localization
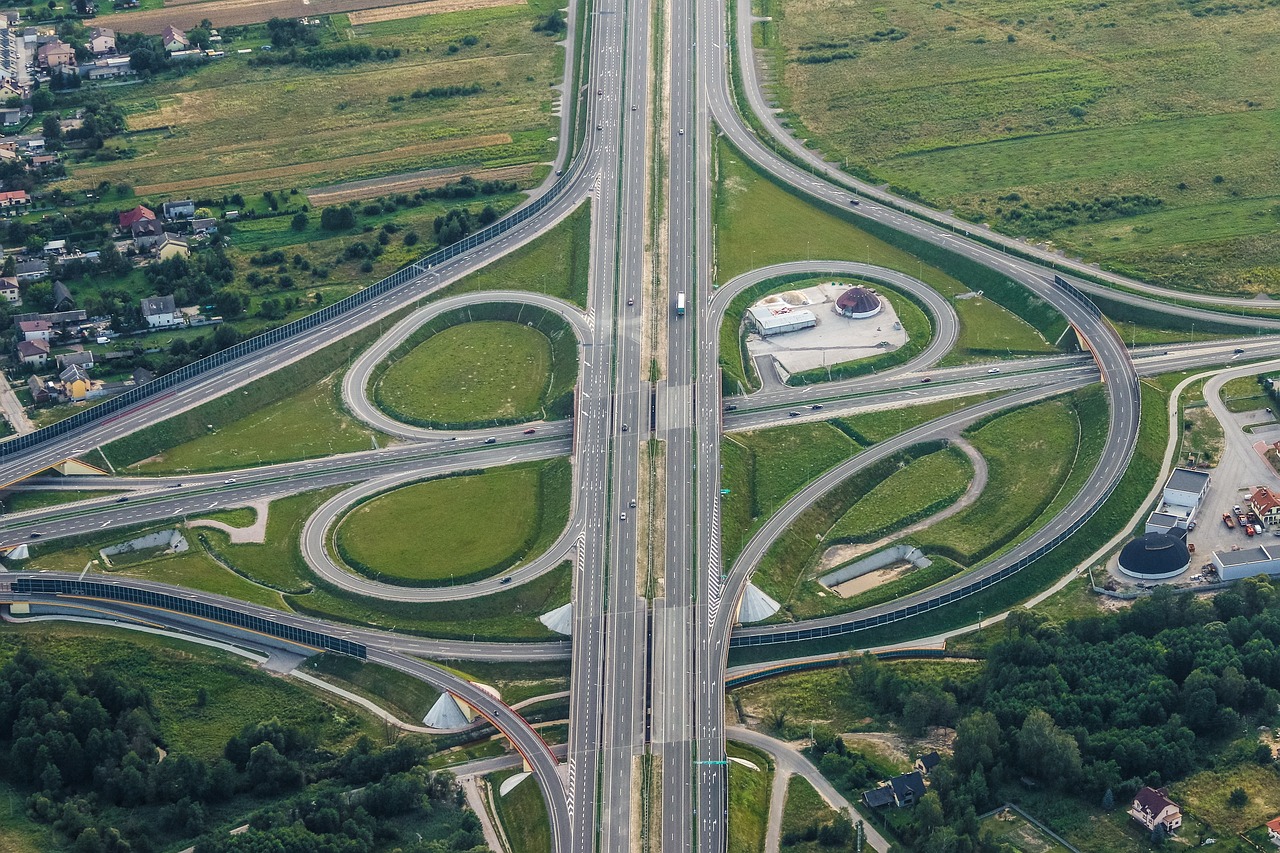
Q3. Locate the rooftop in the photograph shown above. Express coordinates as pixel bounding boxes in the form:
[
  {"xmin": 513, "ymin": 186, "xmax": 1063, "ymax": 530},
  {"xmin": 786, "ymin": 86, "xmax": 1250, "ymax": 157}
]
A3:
[
  {"xmin": 1166, "ymin": 468, "xmax": 1210, "ymax": 493},
  {"xmin": 1215, "ymin": 546, "xmax": 1273, "ymax": 567}
]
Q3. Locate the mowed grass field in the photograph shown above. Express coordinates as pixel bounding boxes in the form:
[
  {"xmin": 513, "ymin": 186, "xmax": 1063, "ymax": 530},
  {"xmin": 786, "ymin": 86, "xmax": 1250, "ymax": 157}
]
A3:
[
  {"xmin": 826, "ymin": 445, "xmax": 973, "ymax": 543},
  {"xmin": 60, "ymin": 0, "xmax": 566, "ymax": 199},
  {"xmin": 375, "ymin": 320, "xmax": 553, "ymax": 423},
  {"xmin": 756, "ymin": 0, "xmax": 1280, "ymax": 293},
  {"xmin": 335, "ymin": 459, "xmax": 564, "ymax": 583}
]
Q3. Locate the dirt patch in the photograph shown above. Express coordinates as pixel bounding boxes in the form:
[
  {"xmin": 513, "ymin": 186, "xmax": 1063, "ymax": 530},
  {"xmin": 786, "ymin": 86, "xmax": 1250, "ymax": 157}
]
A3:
[
  {"xmin": 133, "ymin": 133, "xmax": 512, "ymax": 196},
  {"xmin": 306, "ymin": 163, "xmax": 534, "ymax": 206},
  {"xmin": 348, "ymin": 0, "xmax": 523, "ymax": 24},
  {"xmin": 842, "ymin": 727, "xmax": 955, "ymax": 769}
]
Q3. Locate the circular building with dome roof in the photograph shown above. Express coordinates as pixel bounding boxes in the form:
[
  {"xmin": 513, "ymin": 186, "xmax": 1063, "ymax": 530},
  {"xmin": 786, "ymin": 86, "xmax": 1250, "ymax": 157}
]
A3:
[
  {"xmin": 1117, "ymin": 532, "xmax": 1191, "ymax": 580},
  {"xmin": 834, "ymin": 285, "xmax": 883, "ymax": 319}
]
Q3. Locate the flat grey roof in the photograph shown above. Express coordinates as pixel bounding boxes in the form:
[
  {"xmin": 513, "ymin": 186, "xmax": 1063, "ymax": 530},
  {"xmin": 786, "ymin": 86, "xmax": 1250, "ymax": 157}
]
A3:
[
  {"xmin": 1167, "ymin": 468, "xmax": 1209, "ymax": 492},
  {"xmin": 1147, "ymin": 512, "xmax": 1178, "ymax": 524},
  {"xmin": 1216, "ymin": 546, "xmax": 1272, "ymax": 567}
]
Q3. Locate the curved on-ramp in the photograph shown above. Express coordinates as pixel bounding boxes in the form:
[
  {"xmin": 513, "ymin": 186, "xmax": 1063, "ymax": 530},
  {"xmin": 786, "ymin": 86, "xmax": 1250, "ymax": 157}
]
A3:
[{"xmin": 342, "ymin": 290, "xmax": 592, "ymax": 441}]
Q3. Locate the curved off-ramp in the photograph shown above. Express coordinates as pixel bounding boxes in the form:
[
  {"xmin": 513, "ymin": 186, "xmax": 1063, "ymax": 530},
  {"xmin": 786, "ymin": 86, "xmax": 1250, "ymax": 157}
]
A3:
[
  {"xmin": 299, "ymin": 442, "xmax": 581, "ymax": 602},
  {"xmin": 342, "ymin": 290, "xmax": 592, "ymax": 442}
]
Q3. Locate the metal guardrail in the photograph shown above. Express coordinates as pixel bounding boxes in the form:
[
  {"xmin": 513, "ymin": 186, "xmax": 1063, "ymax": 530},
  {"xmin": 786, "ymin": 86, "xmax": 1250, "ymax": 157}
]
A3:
[
  {"xmin": 731, "ymin": 284, "xmax": 1140, "ymax": 648},
  {"xmin": 14, "ymin": 576, "xmax": 368, "ymax": 658},
  {"xmin": 0, "ymin": 169, "xmax": 580, "ymax": 460}
]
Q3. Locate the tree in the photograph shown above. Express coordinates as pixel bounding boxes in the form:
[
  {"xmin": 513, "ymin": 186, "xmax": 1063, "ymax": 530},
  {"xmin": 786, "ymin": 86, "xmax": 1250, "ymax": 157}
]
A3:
[
  {"xmin": 1228, "ymin": 787, "xmax": 1248, "ymax": 806},
  {"xmin": 42, "ymin": 113, "xmax": 62, "ymax": 139},
  {"xmin": 1017, "ymin": 709, "xmax": 1081, "ymax": 786},
  {"xmin": 319, "ymin": 206, "xmax": 355, "ymax": 231},
  {"xmin": 290, "ymin": 212, "xmax": 308, "ymax": 231},
  {"xmin": 1102, "ymin": 788, "xmax": 1115, "ymax": 809},
  {"xmin": 953, "ymin": 711, "xmax": 1001, "ymax": 776}
]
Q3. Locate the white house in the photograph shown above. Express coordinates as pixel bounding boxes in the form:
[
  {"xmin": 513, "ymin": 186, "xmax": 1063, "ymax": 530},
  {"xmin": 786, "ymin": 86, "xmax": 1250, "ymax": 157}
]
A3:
[
  {"xmin": 17, "ymin": 318, "xmax": 51, "ymax": 341},
  {"xmin": 140, "ymin": 294, "xmax": 182, "ymax": 328},
  {"xmin": 1129, "ymin": 787, "xmax": 1182, "ymax": 834}
]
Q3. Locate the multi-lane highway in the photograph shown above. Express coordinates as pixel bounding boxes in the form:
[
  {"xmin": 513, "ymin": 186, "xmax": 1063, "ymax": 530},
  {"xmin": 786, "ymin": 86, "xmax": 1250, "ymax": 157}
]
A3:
[{"xmin": 6, "ymin": 0, "xmax": 1280, "ymax": 844}]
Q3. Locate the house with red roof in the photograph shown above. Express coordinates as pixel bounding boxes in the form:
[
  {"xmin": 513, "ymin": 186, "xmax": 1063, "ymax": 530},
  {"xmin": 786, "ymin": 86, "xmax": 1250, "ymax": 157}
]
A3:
[
  {"xmin": 118, "ymin": 204, "xmax": 156, "ymax": 230},
  {"xmin": 1267, "ymin": 815, "xmax": 1280, "ymax": 846}
]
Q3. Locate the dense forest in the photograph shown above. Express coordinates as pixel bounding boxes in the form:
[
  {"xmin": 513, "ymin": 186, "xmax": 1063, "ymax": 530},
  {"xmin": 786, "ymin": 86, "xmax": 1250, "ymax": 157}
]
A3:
[
  {"xmin": 828, "ymin": 578, "xmax": 1280, "ymax": 851},
  {"xmin": 0, "ymin": 648, "xmax": 490, "ymax": 852}
]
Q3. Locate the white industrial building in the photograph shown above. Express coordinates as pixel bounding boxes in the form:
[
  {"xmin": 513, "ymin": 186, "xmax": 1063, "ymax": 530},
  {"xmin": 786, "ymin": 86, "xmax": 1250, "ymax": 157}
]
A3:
[
  {"xmin": 1211, "ymin": 546, "xmax": 1280, "ymax": 581},
  {"xmin": 746, "ymin": 305, "xmax": 817, "ymax": 337},
  {"xmin": 1145, "ymin": 468, "xmax": 1210, "ymax": 534}
]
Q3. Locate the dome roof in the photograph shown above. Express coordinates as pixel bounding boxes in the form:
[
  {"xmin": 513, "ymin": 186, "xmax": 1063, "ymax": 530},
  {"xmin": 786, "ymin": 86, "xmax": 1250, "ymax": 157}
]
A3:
[
  {"xmin": 1118, "ymin": 532, "xmax": 1190, "ymax": 579},
  {"xmin": 836, "ymin": 285, "xmax": 882, "ymax": 317}
]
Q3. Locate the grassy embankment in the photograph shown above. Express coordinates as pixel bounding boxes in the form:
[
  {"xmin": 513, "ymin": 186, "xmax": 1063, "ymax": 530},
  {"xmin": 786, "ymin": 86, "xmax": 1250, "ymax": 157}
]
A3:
[
  {"xmin": 780, "ymin": 775, "xmax": 851, "ymax": 853},
  {"xmin": 370, "ymin": 303, "xmax": 579, "ymax": 428},
  {"xmin": 728, "ymin": 380, "xmax": 1168, "ymax": 664},
  {"xmin": 96, "ymin": 203, "xmax": 589, "ymax": 475},
  {"xmin": 752, "ymin": 0, "xmax": 1280, "ymax": 294},
  {"xmin": 727, "ymin": 742, "xmax": 773, "ymax": 853},
  {"xmin": 490, "ymin": 769, "xmax": 553, "ymax": 853},
  {"xmin": 713, "ymin": 139, "xmax": 1057, "ymax": 380},
  {"xmin": 335, "ymin": 458, "xmax": 570, "ymax": 585},
  {"xmin": 751, "ymin": 392, "xmax": 1086, "ymax": 621}
]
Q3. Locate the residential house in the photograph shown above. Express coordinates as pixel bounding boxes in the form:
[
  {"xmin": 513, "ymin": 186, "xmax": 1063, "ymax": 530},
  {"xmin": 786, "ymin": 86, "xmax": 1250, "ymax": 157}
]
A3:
[
  {"xmin": 87, "ymin": 26, "xmax": 115, "ymax": 56},
  {"xmin": 131, "ymin": 217, "xmax": 166, "ymax": 250},
  {"xmin": 0, "ymin": 275, "xmax": 18, "ymax": 303},
  {"xmin": 0, "ymin": 189, "xmax": 29, "ymax": 207},
  {"xmin": 16, "ymin": 338, "xmax": 48, "ymax": 366},
  {"xmin": 162, "ymin": 199, "xmax": 195, "ymax": 220},
  {"xmin": 42, "ymin": 239, "xmax": 66, "ymax": 256},
  {"xmin": 161, "ymin": 25, "xmax": 189, "ymax": 53},
  {"xmin": 140, "ymin": 294, "xmax": 181, "ymax": 328},
  {"xmin": 17, "ymin": 318, "xmax": 51, "ymax": 341},
  {"xmin": 36, "ymin": 39, "xmax": 75, "ymax": 69},
  {"xmin": 914, "ymin": 752, "xmax": 941, "ymax": 777},
  {"xmin": 156, "ymin": 234, "xmax": 189, "ymax": 260},
  {"xmin": 59, "ymin": 363, "xmax": 90, "ymax": 400},
  {"xmin": 1129, "ymin": 787, "xmax": 1182, "ymax": 834},
  {"xmin": 1266, "ymin": 816, "xmax": 1280, "ymax": 846},
  {"xmin": 85, "ymin": 56, "xmax": 133, "ymax": 80},
  {"xmin": 1250, "ymin": 487, "xmax": 1280, "ymax": 526},
  {"xmin": 26, "ymin": 373, "xmax": 51, "ymax": 403},
  {"xmin": 55, "ymin": 349, "xmax": 92, "ymax": 370},
  {"xmin": 30, "ymin": 154, "xmax": 57, "ymax": 168},
  {"xmin": 131, "ymin": 366, "xmax": 154, "ymax": 385},
  {"xmin": 862, "ymin": 772, "xmax": 926, "ymax": 809},
  {"xmin": 190, "ymin": 217, "xmax": 217, "ymax": 236},
  {"xmin": 14, "ymin": 258, "xmax": 47, "ymax": 282},
  {"xmin": 51, "ymin": 280, "xmax": 73, "ymax": 311},
  {"xmin": 118, "ymin": 204, "xmax": 155, "ymax": 230},
  {"xmin": 0, "ymin": 107, "xmax": 20, "ymax": 125}
]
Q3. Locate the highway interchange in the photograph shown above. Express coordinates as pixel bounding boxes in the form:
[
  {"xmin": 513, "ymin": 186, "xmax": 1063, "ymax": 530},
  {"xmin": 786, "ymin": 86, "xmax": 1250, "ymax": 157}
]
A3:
[{"xmin": 2, "ymin": 0, "xmax": 1280, "ymax": 846}]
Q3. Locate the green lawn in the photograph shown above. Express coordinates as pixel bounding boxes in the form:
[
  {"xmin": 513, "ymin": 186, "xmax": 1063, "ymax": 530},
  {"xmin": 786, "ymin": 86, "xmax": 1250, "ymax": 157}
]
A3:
[
  {"xmin": 780, "ymin": 775, "xmax": 847, "ymax": 853},
  {"xmin": 0, "ymin": 778, "xmax": 60, "ymax": 853},
  {"xmin": 836, "ymin": 391, "xmax": 1007, "ymax": 444},
  {"xmin": 0, "ymin": 490, "xmax": 115, "ymax": 513},
  {"xmin": 727, "ymin": 742, "xmax": 773, "ymax": 853},
  {"xmin": 199, "ymin": 488, "xmax": 347, "ymax": 593},
  {"xmin": 130, "ymin": 377, "xmax": 377, "ymax": 474},
  {"xmin": 437, "ymin": 201, "xmax": 592, "ymax": 309},
  {"xmin": 1172, "ymin": 763, "xmax": 1280, "ymax": 836},
  {"xmin": 0, "ymin": 623, "xmax": 380, "ymax": 761},
  {"xmin": 335, "ymin": 458, "xmax": 568, "ymax": 585},
  {"xmin": 287, "ymin": 560, "xmax": 572, "ymax": 641},
  {"xmin": 714, "ymin": 139, "xmax": 1059, "ymax": 355},
  {"xmin": 20, "ymin": 527, "xmax": 288, "ymax": 610},
  {"xmin": 977, "ymin": 809, "xmax": 1072, "ymax": 853},
  {"xmin": 375, "ymin": 321, "xmax": 553, "ymax": 425},
  {"xmin": 1221, "ymin": 374, "xmax": 1271, "ymax": 413},
  {"xmin": 491, "ymin": 769, "xmax": 552, "ymax": 853},
  {"xmin": 911, "ymin": 397, "xmax": 1080, "ymax": 565},
  {"xmin": 754, "ymin": 0, "xmax": 1280, "ymax": 293},
  {"xmin": 826, "ymin": 446, "xmax": 973, "ymax": 543}
]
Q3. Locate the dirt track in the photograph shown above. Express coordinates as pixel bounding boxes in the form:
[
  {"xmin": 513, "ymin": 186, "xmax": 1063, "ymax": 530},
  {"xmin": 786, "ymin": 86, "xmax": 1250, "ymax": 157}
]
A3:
[{"xmin": 347, "ymin": 0, "xmax": 521, "ymax": 24}]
